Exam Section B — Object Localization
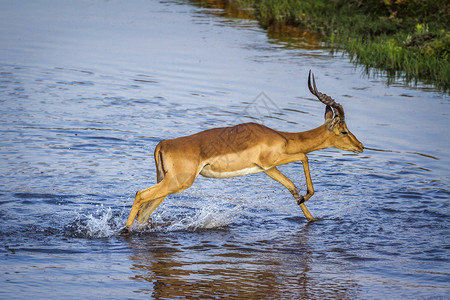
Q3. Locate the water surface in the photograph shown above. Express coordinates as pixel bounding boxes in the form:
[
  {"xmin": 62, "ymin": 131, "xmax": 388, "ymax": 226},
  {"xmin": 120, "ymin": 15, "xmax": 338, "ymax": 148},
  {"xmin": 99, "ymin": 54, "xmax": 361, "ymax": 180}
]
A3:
[{"xmin": 0, "ymin": 0, "xmax": 449, "ymax": 299}]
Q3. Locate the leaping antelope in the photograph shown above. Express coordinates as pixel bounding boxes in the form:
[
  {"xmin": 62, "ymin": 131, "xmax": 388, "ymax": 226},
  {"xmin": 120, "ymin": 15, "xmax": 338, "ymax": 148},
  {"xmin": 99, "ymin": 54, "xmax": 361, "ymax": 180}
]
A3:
[{"xmin": 123, "ymin": 71, "xmax": 363, "ymax": 232}]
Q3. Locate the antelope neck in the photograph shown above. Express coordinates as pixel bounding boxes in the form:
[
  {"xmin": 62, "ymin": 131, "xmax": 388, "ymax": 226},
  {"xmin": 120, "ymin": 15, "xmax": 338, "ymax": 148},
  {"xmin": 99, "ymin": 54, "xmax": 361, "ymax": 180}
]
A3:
[{"xmin": 280, "ymin": 125, "xmax": 331, "ymax": 154}]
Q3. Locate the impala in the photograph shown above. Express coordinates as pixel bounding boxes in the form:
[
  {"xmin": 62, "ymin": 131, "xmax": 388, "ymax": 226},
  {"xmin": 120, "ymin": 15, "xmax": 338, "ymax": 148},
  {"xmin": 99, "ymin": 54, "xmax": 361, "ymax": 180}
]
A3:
[{"xmin": 123, "ymin": 71, "xmax": 363, "ymax": 232}]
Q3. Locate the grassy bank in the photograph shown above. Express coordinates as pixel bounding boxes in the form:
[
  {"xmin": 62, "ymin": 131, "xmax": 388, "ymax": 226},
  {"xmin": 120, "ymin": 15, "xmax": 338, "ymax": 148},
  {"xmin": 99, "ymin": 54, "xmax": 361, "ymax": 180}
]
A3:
[{"xmin": 197, "ymin": 0, "xmax": 450, "ymax": 92}]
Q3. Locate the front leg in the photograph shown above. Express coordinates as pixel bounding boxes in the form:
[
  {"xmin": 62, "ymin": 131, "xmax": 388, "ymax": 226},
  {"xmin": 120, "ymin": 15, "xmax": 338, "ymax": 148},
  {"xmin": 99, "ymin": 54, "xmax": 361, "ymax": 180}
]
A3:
[
  {"xmin": 299, "ymin": 156, "xmax": 314, "ymax": 204},
  {"xmin": 264, "ymin": 166, "xmax": 316, "ymax": 221}
]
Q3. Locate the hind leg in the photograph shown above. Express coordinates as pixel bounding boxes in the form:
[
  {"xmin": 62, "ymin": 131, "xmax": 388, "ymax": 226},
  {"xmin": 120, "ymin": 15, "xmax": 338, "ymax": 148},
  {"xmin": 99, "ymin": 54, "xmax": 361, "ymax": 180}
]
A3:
[
  {"xmin": 125, "ymin": 168, "xmax": 201, "ymax": 229},
  {"xmin": 136, "ymin": 196, "xmax": 167, "ymax": 224},
  {"xmin": 136, "ymin": 165, "xmax": 166, "ymax": 225},
  {"xmin": 125, "ymin": 181, "xmax": 170, "ymax": 228}
]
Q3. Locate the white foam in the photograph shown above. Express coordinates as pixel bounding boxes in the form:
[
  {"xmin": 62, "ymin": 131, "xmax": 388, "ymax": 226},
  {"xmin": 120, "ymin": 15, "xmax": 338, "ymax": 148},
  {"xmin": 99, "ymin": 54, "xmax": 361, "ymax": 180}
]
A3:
[
  {"xmin": 169, "ymin": 206, "xmax": 237, "ymax": 231},
  {"xmin": 70, "ymin": 198, "xmax": 241, "ymax": 237},
  {"xmin": 72, "ymin": 205, "xmax": 124, "ymax": 238},
  {"xmin": 84, "ymin": 206, "xmax": 114, "ymax": 238},
  {"xmin": 148, "ymin": 198, "xmax": 241, "ymax": 232}
]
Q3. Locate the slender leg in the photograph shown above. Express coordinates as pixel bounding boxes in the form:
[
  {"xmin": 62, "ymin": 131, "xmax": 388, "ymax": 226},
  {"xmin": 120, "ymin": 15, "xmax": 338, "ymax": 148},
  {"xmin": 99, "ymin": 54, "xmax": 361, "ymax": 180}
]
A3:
[
  {"xmin": 125, "ymin": 168, "xmax": 200, "ymax": 229},
  {"xmin": 264, "ymin": 167, "xmax": 300, "ymax": 199},
  {"xmin": 301, "ymin": 157, "xmax": 315, "ymax": 203},
  {"xmin": 264, "ymin": 166, "xmax": 316, "ymax": 221},
  {"xmin": 136, "ymin": 163, "xmax": 166, "ymax": 225},
  {"xmin": 125, "ymin": 180, "xmax": 172, "ymax": 227},
  {"xmin": 136, "ymin": 196, "xmax": 167, "ymax": 224}
]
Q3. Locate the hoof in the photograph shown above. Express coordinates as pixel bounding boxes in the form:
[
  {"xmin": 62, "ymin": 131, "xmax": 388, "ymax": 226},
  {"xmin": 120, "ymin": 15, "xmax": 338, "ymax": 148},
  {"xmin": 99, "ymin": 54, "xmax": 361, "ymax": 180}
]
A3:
[{"xmin": 120, "ymin": 227, "xmax": 132, "ymax": 236}]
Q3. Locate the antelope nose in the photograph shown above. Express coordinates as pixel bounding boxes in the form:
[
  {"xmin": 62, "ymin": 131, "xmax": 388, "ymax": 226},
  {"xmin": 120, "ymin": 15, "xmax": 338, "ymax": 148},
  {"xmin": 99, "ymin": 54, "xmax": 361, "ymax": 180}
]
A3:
[
  {"xmin": 353, "ymin": 142, "xmax": 364, "ymax": 154},
  {"xmin": 359, "ymin": 143, "xmax": 364, "ymax": 153}
]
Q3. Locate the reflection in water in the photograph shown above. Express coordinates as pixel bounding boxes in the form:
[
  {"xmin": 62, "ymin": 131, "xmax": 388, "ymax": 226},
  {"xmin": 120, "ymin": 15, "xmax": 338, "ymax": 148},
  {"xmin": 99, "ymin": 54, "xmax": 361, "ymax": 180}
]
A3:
[
  {"xmin": 126, "ymin": 230, "xmax": 358, "ymax": 298},
  {"xmin": 192, "ymin": 0, "xmax": 325, "ymax": 50},
  {"xmin": 364, "ymin": 147, "xmax": 439, "ymax": 161}
]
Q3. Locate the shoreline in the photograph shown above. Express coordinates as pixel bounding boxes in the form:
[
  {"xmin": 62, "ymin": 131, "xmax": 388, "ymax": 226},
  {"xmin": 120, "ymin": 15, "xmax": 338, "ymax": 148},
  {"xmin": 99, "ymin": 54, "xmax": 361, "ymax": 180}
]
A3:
[{"xmin": 195, "ymin": 0, "xmax": 449, "ymax": 93}]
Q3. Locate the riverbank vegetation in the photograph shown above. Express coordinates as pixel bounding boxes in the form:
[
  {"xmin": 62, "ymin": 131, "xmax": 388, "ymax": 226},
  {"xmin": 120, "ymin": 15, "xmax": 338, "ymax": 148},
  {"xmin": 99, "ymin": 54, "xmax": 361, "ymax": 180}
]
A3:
[{"xmin": 196, "ymin": 0, "xmax": 450, "ymax": 92}]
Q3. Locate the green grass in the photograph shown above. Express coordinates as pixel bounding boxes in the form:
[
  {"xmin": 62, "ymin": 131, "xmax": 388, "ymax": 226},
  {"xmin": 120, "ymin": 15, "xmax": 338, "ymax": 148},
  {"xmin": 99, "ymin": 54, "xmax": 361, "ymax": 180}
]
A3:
[{"xmin": 197, "ymin": 0, "xmax": 450, "ymax": 92}]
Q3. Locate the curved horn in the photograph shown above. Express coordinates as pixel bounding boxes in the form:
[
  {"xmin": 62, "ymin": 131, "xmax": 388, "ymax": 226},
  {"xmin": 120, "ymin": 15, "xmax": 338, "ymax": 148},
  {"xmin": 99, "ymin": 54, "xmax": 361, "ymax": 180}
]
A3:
[{"xmin": 308, "ymin": 70, "xmax": 345, "ymax": 122}]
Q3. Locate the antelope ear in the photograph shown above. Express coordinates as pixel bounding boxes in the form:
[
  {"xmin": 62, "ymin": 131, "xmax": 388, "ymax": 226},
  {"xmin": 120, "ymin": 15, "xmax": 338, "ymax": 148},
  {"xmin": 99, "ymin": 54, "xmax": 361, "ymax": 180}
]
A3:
[
  {"xmin": 324, "ymin": 105, "xmax": 333, "ymax": 121},
  {"xmin": 327, "ymin": 116, "xmax": 341, "ymax": 131}
]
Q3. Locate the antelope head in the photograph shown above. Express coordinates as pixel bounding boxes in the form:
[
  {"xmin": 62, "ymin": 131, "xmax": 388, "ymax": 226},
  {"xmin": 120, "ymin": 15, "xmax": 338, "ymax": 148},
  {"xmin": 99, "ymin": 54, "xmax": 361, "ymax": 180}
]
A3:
[{"xmin": 308, "ymin": 70, "xmax": 364, "ymax": 154}]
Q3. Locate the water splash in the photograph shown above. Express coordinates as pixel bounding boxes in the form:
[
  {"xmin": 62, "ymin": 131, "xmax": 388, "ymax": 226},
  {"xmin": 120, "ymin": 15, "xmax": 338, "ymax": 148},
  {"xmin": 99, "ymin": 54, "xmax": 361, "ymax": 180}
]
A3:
[
  {"xmin": 68, "ymin": 205, "xmax": 125, "ymax": 238},
  {"xmin": 162, "ymin": 202, "xmax": 241, "ymax": 232},
  {"xmin": 66, "ymin": 199, "xmax": 241, "ymax": 237},
  {"xmin": 84, "ymin": 207, "xmax": 120, "ymax": 238}
]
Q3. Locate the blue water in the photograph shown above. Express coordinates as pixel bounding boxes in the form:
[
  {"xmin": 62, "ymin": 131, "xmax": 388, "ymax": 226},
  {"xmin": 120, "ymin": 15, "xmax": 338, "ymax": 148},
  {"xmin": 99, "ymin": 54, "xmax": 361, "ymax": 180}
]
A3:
[{"xmin": 0, "ymin": 0, "xmax": 449, "ymax": 299}]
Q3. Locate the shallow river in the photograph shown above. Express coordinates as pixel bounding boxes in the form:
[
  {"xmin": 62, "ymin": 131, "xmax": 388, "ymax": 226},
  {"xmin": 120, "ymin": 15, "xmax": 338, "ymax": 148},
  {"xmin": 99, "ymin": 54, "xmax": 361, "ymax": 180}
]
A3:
[{"xmin": 0, "ymin": 0, "xmax": 449, "ymax": 299}]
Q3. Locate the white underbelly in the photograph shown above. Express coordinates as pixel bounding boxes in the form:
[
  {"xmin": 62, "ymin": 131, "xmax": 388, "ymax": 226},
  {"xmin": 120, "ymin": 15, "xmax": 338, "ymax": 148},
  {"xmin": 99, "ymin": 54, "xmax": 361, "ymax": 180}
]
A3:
[{"xmin": 200, "ymin": 165, "xmax": 264, "ymax": 179}]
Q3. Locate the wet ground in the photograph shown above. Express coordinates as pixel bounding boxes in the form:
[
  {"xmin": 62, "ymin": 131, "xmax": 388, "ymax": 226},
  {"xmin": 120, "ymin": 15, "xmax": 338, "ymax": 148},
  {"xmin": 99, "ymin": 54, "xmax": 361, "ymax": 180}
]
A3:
[{"xmin": 0, "ymin": 0, "xmax": 449, "ymax": 298}]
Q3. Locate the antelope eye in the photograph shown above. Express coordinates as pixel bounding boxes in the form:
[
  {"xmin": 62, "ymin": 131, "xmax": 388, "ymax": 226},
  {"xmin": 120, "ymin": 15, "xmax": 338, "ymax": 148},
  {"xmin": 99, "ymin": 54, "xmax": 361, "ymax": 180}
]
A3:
[{"xmin": 341, "ymin": 131, "xmax": 348, "ymax": 135}]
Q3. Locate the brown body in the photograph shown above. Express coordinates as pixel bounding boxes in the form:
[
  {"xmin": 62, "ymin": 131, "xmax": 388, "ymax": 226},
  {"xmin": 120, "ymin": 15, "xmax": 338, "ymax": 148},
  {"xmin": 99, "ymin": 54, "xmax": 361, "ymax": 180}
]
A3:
[{"xmin": 124, "ymin": 71, "xmax": 364, "ymax": 231}]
